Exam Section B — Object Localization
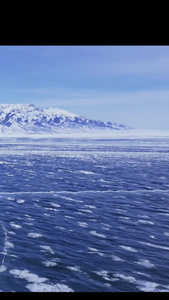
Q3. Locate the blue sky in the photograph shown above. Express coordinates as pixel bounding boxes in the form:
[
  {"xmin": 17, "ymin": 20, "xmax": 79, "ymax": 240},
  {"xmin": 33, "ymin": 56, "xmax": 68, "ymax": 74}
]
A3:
[{"xmin": 0, "ymin": 45, "xmax": 169, "ymax": 129}]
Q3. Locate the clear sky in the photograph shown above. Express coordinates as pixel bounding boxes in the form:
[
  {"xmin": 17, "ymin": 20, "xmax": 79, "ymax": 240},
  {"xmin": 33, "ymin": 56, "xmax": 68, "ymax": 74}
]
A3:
[{"xmin": 0, "ymin": 45, "xmax": 169, "ymax": 130}]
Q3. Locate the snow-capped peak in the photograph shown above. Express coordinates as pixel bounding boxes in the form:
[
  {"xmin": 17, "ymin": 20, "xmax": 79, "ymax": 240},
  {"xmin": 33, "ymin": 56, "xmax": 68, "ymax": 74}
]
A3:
[
  {"xmin": 0, "ymin": 103, "xmax": 133, "ymax": 134},
  {"xmin": 44, "ymin": 107, "xmax": 80, "ymax": 119},
  {"xmin": 0, "ymin": 103, "xmax": 38, "ymax": 112}
]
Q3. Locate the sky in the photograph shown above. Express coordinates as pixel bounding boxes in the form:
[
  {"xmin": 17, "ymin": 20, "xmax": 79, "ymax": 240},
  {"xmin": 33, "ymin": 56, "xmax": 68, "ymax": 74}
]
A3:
[{"xmin": 0, "ymin": 45, "xmax": 169, "ymax": 130}]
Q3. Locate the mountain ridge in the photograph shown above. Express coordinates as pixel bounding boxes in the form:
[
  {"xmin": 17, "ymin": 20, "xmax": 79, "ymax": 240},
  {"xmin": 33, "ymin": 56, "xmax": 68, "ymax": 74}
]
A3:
[{"xmin": 0, "ymin": 104, "xmax": 133, "ymax": 134}]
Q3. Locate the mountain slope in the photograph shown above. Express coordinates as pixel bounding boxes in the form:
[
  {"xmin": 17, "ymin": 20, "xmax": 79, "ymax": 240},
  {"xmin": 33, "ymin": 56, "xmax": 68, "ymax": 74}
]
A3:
[{"xmin": 0, "ymin": 104, "xmax": 133, "ymax": 134}]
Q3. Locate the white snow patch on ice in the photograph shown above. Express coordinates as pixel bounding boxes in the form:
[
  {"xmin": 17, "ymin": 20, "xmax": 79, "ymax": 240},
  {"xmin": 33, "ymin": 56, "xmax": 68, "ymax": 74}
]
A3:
[
  {"xmin": 77, "ymin": 222, "xmax": 88, "ymax": 227},
  {"xmin": 137, "ymin": 281, "xmax": 159, "ymax": 292},
  {"xmin": 0, "ymin": 265, "xmax": 7, "ymax": 272},
  {"xmin": 8, "ymin": 231, "xmax": 16, "ymax": 235},
  {"xmin": 40, "ymin": 245, "xmax": 55, "ymax": 254},
  {"xmin": 7, "ymin": 197, "xmax": 14, "ymax": 201},
  {"xmin": 114, "ymin": 273, "xmax": 136, "ymax": 284},
  {"xmin": 150, "ymin": 235, "xmax": 156, "ymax": 239},
  {"xmin": 6, "ymin": 241, "xmax": 14, "ymax": 249},
  {"xmin": 111, "ymin": 255, "xmax": 124, "ymax": 262},
  {"xmin": 16, "ymin": 199, "xmax": 25, "ymax": 204},
  {"xmin": 28, "ymin": 232, "xmax": 43, "ymax": 238},
  {"xmin": 114, "ymin": 273, "xmax": 159, "ymax": 292},
  {"xmin": 42, "ymin": 260, "xmax": 57, "ymax": 267},
  {"xmin": 95, "ymin": 270, "xmax": 118, "ymax": 282},
  {"xmin": 67, "ymin": 266, "xmax": 81, "ymax": 272},
  {"xmin": 10, "ymin": 222, "xmax": 22, "ymax": 229},
  {"xmin": 164, "ymin": 232, "xmax": 169, "ymax": 236},
  {"xmin": 10, "ymin": 268, "xmax": 73, "ymax": 292},
  {"xmin": 9, "ymin": 269, "xmax": 47, "ymax": 283},
  {"xmin": 136, "ymin": 259, "xmax": 154, "ymax": 268},
  {"xmin": 26, "ymin": 282, "xmax": 74, "ymax": 292}
]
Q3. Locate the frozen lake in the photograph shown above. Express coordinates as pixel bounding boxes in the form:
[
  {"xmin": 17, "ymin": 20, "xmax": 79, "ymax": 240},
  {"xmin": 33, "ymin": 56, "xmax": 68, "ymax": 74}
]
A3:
[{"xmin": 0, "ymin": 137, "xmax": 169, "ymax": 292}]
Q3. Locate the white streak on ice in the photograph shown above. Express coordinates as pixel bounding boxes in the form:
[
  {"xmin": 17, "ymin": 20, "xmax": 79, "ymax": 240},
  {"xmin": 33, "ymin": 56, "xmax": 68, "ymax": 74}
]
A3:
[
  {"xmin": 119, "ymin": 245, "xmax": 137, "ymax": 252},
  {"xmin": 0, "ymin": 221, "xmax": 8, "ymax": 272},
  {"xmin": 79, "ymin": 209, "xmax": 93, "ymax": 213},
  {"xmin": 87, "ymin": 247, "xmax": 104, "ymax": 256},
  {"xmin": 139, "ymin": 241, "xmax": 169, "ymax": 251},
  {"xmin": 77, "ymin": 170, "xmax": 95, "ymax": 175},
  {"xmin": 138, "ymin": 220, "xmax": 154, "ymax": 225},
  {"xmin": 67, "ymin": 266, "xmax": 81, "ymax": 272},
  {"xmin": 90, "ymin": 231, "xmax": 106, "ymax": 238},
  {"xmin": 111, "ymin": 255, "xmax": 124, "ymax": 262}
]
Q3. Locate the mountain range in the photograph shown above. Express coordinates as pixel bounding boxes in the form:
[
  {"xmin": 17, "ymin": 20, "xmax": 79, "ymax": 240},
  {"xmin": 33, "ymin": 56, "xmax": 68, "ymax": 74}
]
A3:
[{"xmin": 0, "ymin": 104, "xmax": 133, "ymax": 134}]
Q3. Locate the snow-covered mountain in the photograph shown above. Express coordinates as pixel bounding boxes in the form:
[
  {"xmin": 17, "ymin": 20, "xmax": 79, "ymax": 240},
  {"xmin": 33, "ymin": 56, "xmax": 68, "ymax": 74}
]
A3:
[{"xmin": 0, "ymin": 104, "xmax": 133, "ymax": 134}]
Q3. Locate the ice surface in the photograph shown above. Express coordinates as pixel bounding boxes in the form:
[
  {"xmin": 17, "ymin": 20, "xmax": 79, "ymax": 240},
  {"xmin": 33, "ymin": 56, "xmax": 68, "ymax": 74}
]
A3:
[{"xmin": 0, "ymin": 137, "xmax": 169, "ymax": 292}]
